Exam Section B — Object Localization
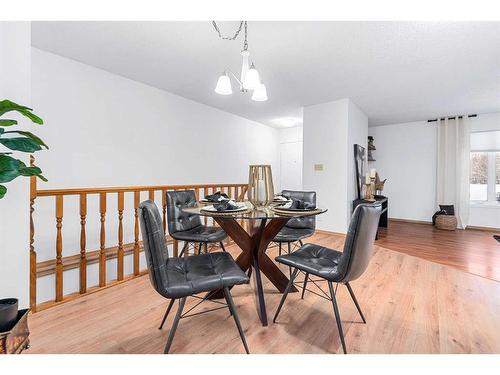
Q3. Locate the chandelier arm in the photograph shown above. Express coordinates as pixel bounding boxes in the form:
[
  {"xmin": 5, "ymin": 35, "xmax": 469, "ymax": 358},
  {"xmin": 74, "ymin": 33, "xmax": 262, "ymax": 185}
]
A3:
[{"xmin": 226, "ymin": 69, "xmax": 244, "ymax": 89}]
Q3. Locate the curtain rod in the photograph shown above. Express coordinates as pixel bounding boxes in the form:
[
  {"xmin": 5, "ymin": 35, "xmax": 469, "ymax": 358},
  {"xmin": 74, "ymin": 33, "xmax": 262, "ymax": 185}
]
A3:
[{"xmin": 427, "ymin": 114, "xmax": 477, "ymax": 123}]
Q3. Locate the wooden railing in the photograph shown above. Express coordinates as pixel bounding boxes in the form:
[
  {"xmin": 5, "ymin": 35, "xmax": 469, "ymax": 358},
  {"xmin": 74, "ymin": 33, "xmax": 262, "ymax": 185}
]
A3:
[{"xmin": 29, "ymin": 173, "xmax": 248, "ymax": 312}]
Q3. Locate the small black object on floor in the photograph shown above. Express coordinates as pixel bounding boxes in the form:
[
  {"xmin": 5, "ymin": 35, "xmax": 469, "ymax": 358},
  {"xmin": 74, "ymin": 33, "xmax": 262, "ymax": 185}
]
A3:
[{"xmin": 494, "ymin": 235, "xmax": 500, "ymax": 243}]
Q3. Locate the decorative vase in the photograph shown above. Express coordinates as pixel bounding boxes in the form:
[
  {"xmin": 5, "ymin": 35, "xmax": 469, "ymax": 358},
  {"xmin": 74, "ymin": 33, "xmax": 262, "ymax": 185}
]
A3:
[
  {"xmin": 0, "ymin": 299, "xmax": 18, "ymax": 332},
  {"xmin": 248, "ymin": 165, "xmax": 274, "ymax": 207}
]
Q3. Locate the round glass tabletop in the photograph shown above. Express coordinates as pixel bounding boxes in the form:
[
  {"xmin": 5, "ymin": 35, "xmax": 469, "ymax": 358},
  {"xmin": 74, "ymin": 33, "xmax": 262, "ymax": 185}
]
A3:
[{"xmin": 182, "ymin": 201, "xmax": 327, "ymax": 220}]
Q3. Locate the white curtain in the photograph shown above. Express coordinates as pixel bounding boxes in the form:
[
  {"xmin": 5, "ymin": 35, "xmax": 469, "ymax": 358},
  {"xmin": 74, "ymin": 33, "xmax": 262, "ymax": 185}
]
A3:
[{"xmin": 436, "ymin": 116, "xmax": 470, "ymax": 229}]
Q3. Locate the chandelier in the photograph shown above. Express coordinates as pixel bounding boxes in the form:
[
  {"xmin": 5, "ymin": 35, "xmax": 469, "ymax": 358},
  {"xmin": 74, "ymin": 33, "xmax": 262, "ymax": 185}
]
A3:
[{"xmin": 212, "ymin": 21, "xmax": 268, "ymax": 101}]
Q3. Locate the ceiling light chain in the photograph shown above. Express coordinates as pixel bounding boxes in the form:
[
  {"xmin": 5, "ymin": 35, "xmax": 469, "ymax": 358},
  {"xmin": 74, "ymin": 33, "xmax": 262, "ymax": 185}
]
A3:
[{"xmin": 212, "ymin": 21, "xmax": 244, "ymax": 41}]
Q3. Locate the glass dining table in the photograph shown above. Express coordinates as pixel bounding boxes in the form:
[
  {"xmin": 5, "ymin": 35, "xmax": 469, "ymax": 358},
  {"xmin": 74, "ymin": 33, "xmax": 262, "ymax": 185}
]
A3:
[{"xmin": 183, "ymin": 201, "xmax": 327, "ymax": 326}]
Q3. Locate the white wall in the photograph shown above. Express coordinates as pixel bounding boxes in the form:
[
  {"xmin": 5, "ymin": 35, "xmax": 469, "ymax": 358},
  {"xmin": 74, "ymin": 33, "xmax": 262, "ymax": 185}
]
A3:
[
  {"xmin": 303, "ymin": 98, "xmax": 368, "ymax": 233},
  {"xmin": 369, "ymin": 121, "xmax": 437, "ymax": 222},
  {"xmin": 31, "ymin": 48, "xmax": 281, "ymax": 303},
  {"xmin": 370, "ymin": 113, "xmax": 500, "ymax": 228},
  {"xmin": 0, "ymin": 22, "xmax": 31, "ymax": 308}
]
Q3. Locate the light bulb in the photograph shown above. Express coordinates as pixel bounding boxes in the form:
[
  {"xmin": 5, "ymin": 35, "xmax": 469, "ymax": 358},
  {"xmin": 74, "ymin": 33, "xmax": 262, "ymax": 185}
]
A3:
[
  {"xmin": 243, "ymin": 63, "xmax": 261, "ymax": 90},
  {"xmin": 252, "ymin": 83, "xmax": 268, "ymax": 101},
  {"xmin": 214, "ymin": 72, "xmax": 232, "ymax": 95}
]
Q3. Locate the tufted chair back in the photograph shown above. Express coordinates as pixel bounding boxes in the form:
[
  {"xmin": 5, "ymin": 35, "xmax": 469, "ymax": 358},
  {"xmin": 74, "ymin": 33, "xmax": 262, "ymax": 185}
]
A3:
[
  {"xmin": 139, "ymin": 200, "xmax": 170, "ymax": 298},
  {"xmin": 338, "ymin": 202, "xmax": 381, "ymax": 282},
  {"xmin": 282, "ymin": 190, "xmax": 316, "ymax": 230},
  {"xmin": 166, "ymin": 190, "xmax": 202, "ymax": 236}
]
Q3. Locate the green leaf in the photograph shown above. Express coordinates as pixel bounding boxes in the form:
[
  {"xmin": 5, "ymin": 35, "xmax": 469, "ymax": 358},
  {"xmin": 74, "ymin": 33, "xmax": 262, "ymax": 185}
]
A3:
[
  {"xmin": 3, "ymin": 131, "xmax": 48, "ymax": 149},
  {"xmin": 0, "ymin": 185, "xmax": 6, "ymax": 199},
  {"xmin": 18, "ymin": 165, "xmax": 43, "ymax": 177},
  {"xmin": 0, "ymin": 119, "xmax": 17, "ymax": 127},
  {"xmin": 0, "ymin": 100, "xmax": 43, "ymax": 125},
  {"xmin": 0, "ymin": 154, "xmax": 23, "ymax": 183},
  {"xmin": 0, "ymin": 137, "xmax": 42, "ymax": 153}
]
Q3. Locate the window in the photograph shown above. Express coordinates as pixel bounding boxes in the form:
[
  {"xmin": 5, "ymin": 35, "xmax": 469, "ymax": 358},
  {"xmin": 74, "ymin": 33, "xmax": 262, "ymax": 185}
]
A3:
[
  {"xmin": 496, "ymin": 152, "xmax": 500, "ymax": 200},
  {"xmin": 470, "ymin": 152, "xmax": 488, "ymax": 201},
  {"xmin": 470, "ymin": 131, "xmax": 500, "ymax": 203}
]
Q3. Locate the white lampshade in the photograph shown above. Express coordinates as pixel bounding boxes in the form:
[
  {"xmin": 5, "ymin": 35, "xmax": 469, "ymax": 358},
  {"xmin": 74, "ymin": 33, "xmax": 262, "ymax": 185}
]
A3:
[
  {"xmin": 215, "ymin": 73, "xmax": 232, "ymax": 95},
  {"xmin": 251, "ymin": 83, "xmax": 268, "ymax": 101},
  {"xmin": 243, "ymin": 63, "xmax": 261, "ymax": 90}
]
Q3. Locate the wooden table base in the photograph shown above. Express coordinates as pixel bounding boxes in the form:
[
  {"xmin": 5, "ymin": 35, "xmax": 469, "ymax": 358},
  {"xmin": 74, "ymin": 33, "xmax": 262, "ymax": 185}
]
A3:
[{"xmin": 212, "ymin": 216, "xmax": 298, "ymax": 326}]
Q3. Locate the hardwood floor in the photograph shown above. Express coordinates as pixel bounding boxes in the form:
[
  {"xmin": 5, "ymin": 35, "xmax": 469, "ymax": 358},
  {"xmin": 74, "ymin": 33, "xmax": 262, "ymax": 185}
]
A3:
[
  {"xmin": 27, "ymin": 228, "xmax": 500, "ymax": 354},
  {"xmin": 377, "ymin": 220, "xmax": 500, "ymax": 282}
]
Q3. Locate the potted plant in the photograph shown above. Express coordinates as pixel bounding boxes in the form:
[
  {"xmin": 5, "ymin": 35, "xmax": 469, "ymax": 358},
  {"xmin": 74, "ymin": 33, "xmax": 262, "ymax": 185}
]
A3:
[{"xmin": 0, "ymin": 99, "xmax": 47, "ymax": 334}]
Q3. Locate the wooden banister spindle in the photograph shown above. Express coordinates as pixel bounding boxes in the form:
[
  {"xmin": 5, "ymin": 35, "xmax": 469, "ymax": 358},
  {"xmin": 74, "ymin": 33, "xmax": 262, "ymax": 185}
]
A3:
[
  {"xmin": 133, "ymin": 191, "xmax": 140, "ymax": 276},
  {"xmin": 148, "ymin": 190, "xmax": 154, "ymax": 201},
  {"xmin": 79, "ymin": 193, "xmax": 87, "ymax": 294},
  {"xmin": 99, "ymin": 192, "xmax": 106, "ymax": 287},
  {"xmin": 117, "ymin": 192, "xmax": 124, "ymax": 281},
  {"xmin": 173, "ymin": 239, "xmax": 179, "ymax": 257},
  {"xmin": 162, "ymin": 190, "xmax": 167, "ymax": 235},
  {"xmin": 29, "ymin": 156, "xmax": 37, "ymax": 312},
  {"xmin": 55, "ymin": 195, "xmax": 64, "ymax": 302}
]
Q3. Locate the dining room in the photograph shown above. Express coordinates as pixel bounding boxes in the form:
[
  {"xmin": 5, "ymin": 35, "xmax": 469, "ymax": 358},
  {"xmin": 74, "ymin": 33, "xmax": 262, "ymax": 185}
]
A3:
[{"xmin": 1, "ymin": 4, "xmax": 500, "ymax": 373}]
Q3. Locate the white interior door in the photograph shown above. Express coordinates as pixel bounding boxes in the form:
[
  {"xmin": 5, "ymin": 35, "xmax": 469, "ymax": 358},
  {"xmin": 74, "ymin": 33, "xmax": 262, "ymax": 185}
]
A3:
[{"xmin": 280, "ymin": 141, "xmax": 303, "ymax": 192}]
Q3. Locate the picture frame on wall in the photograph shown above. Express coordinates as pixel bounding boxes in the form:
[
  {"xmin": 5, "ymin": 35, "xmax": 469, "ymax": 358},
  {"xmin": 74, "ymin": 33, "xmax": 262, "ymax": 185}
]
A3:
[{"xmin": 354, "ymin": 144, "xmax": 366, "ymax": 200}]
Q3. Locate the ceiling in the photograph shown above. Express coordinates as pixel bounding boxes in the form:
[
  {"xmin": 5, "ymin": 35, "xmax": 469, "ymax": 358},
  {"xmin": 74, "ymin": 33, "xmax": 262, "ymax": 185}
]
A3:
[{"xmin": 31, "ymin": 21, "xmax": 500, "ymax": 128}]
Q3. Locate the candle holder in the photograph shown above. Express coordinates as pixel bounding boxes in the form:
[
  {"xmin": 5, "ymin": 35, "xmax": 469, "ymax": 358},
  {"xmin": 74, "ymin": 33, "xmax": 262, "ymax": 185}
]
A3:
[
  {"xmin": 248, "ymin": 165, "xmax": 274, "ymax": 208},
  {"xmin": 364, "ymin": 177, "xmax": 376, "ymax": 202}
]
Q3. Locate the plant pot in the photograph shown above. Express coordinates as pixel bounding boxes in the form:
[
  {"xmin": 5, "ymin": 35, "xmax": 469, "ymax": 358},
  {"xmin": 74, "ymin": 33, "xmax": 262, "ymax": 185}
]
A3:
[{"xmin": 0, "ymin": 299, "xmax": 18, "ymax": 332}]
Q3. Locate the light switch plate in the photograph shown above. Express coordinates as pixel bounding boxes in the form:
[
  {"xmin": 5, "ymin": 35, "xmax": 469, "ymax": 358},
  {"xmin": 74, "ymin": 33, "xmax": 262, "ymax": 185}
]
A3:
[{"xmin": 314, "ymin": 164, "xmax": 324, "ymax": 171}]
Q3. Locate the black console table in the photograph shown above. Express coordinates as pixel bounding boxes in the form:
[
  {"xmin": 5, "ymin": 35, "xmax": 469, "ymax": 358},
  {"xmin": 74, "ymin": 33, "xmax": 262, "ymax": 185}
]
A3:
[{"xmin": 352, "ymin": 196, "xmax": 388, "ymax": 238}]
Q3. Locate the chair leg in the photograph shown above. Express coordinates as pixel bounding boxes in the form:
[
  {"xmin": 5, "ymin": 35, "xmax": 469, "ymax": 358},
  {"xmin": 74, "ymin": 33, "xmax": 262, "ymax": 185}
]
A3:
[
  {"xmin": 158, "ymin": 298, "xmax": 176, "ymax": 329},
  {"xmin": 220, "ymin": 241, "xmax": 227, "ymax": 252},
  {"xmin": 223, "ymin": 287, "xmax": 250, "ymax": 354},
  {"xmin": 328, "ymin": 282, "xmax": 347, "ymax": 354},
  {"xmin": 204, "ymin": 242, "xmax": 208, "ymax": 253},
  {"xmin": 247, "ymin": 267, "xmax": 252, "ymax": 278},
  {"xmin": 179, "ymin": 242, "xmax": 189, "ymax": 257},
  {"xmin": 301, "ymin": 272, "xmax": 309, "ymax": 299},
  {"xmin": 164, "ymin": 297, "xmax": 186, "ymax": 354},
  {"xmin": 273, "ymin": 268, "xmax": 299, "ymax": 323},
  {"xmin": 287, "ymin": 243, "xmax": 292, "ymax": 277},
  {"xmin": 345, "ymin": 282, "xmax": 366, "ymax": 323},
  {"xmin": 299, "ymin": 240, "xmax": 304, "ymax": 246},
  {"xmin": 278, "ymin": 243, "xmax": 282, "ymax": 256},
  {"xmin": 197, "ymin": 242, "xmax": 202, "ymax": 255}
]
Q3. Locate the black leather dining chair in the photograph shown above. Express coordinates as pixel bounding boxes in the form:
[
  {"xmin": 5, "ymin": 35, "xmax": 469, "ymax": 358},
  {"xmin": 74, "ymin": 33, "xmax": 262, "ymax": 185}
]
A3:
[
  {"xmin": 139, "ymin": 200, "xmax": 250, "ymax": 354},
  {"xmin": 167, "ymin": 190, "xmax": 227, "ymax": 256},
  {"xmin": 273, "ymin": 202, "xmax": 382, "ymax": 354},
  {"xmin": 274, "ymin": 190, "xmax": 316, "ymax": 255}
]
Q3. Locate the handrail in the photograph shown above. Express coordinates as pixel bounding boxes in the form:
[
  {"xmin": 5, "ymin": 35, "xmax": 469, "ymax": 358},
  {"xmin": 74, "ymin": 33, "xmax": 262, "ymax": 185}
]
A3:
[
  {"xmin": 36, "ymin": 183, "xmax": 247, "ymax": 196},
  {"xmin": 30, "ymin": 173, "xmax": 249, "ymax": 313}
]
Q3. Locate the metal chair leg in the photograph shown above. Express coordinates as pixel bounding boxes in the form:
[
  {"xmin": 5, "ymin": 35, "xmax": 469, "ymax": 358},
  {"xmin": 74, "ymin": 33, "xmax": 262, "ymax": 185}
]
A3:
[
  {"xmin": 197, "ymin": 242, "xmax": 202, "ymax": 255},
  {"xmin": 220, "ymin": 241, "xmax": 226, "ymax": 252},
  {"xmin": 179, "ymin": 242, "xmax": 189, "ymax": 257},
  {"xmin": 223, "ymin": 287, "xmax": 250, "ymax": 354},
  {"xmin": 164, "ymin": 297, "xmax": 186, "ymax": 354},
  {"xmin": 301, "ymin": 272, "xmax": 309, "ymax": 299},
  {"xmin": 204, "ymin": 242, "xmax": 208, "ymax": 253},
  {"xmin": 328, "ymin": 282, "xmax": 347, "ymax": 354},
  {"xmin": 247, "ymin": 266, "xmax": 252, "ymax": 278},
  {"xmin": 299, "ymin": 240, "xmax": 304, "ymax": 246},
  {"xmin": 278, "ymin": 243, "xmax": 282, "ymax": 256},
  {"xmin": 287, "ymin": 242, "xmax": 292, "ymax": 277},
  {"xmin": 345, "ymin": 282, "xmax": 366, "ymax": 323},
  {"xmin": 273, "ymin": 268, "xmax": 299, "ymax": 323},
  {"xmin": 287, "ymin": 242, "xmax": 291, "ymax": 254},
  {"xmin": 158, "ymin": 298, "xmax": 176, "ymax": 329}
]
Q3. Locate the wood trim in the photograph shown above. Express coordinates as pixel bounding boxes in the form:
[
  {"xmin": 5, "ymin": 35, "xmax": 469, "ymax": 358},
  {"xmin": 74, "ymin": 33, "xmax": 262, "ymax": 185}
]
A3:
[
  {"xmin": 36, "ymin": 183, "xmax": 247, "ymax": 196},
  {"xmin": 314, "ymin": 229, "xmax": 347, "ymax": 236},
  {"xmin": 388, "ymin": 218, "xmax": 433, "ymax": 225},
  {"xmin": 34, "ymin": 271, "xmax": 149, "ymax": 313},
  {"xmin": 466, "ymin": 225, "xmax": 500, "ymax": 232},
  {"xmin": 36, "ymin": 237, "xmax": 175, "ymax": 277}
]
